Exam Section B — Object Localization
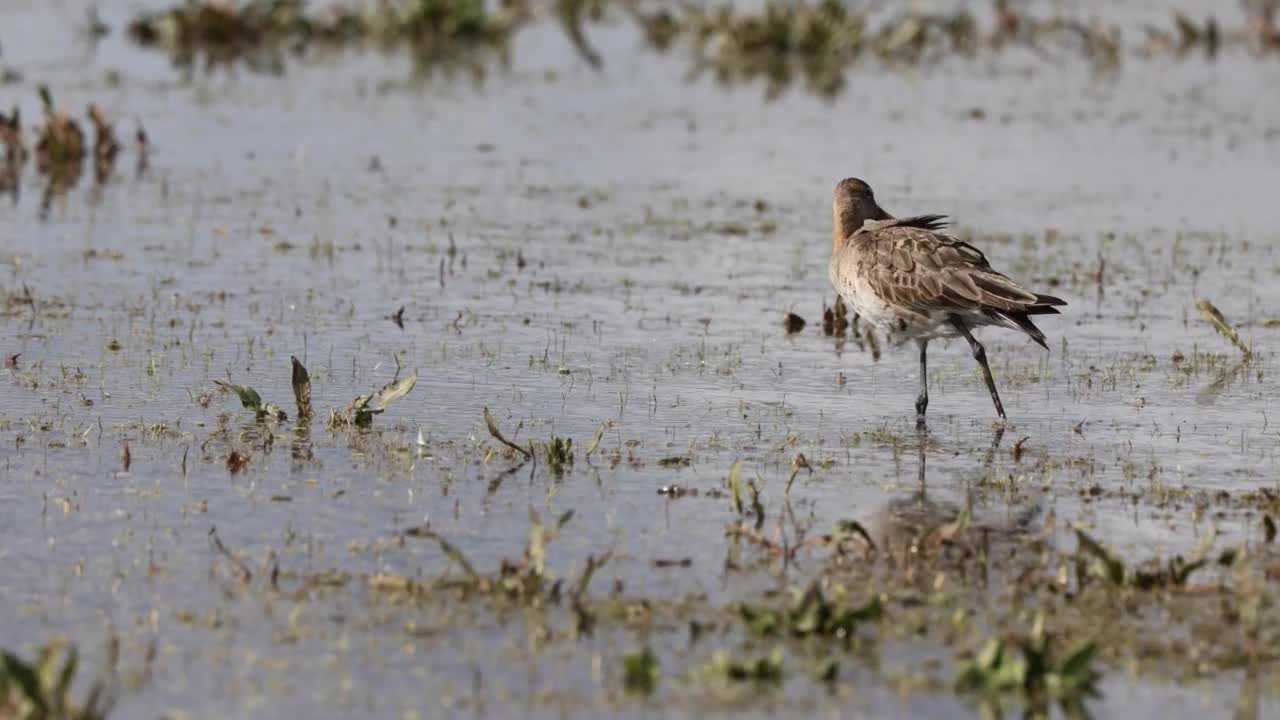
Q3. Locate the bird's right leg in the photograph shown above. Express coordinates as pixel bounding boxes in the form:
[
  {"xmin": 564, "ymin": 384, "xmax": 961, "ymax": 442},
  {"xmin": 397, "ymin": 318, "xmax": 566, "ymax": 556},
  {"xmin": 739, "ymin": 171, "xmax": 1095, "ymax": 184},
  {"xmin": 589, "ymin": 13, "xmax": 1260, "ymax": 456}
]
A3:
[{"xmin": 948, "ymin": 315, "xmax": 1007, "ymax": 421}]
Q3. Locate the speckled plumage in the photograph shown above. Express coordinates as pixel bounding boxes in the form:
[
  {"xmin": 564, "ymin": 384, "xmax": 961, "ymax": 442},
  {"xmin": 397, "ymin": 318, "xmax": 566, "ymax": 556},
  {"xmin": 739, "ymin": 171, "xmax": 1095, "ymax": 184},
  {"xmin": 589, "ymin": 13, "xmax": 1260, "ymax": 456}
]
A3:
[{"xmin": 828, "ymin": 178, "xmax": 1065, "ymax": 422}]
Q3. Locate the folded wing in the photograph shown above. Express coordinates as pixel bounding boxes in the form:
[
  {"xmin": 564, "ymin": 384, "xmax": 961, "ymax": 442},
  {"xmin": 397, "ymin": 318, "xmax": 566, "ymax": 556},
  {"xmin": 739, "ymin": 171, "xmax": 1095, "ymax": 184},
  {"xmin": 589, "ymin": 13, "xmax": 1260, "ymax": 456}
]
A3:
[{"xmin": 858, "ymin": 222, "xmax": 1067, "ymax": 347}]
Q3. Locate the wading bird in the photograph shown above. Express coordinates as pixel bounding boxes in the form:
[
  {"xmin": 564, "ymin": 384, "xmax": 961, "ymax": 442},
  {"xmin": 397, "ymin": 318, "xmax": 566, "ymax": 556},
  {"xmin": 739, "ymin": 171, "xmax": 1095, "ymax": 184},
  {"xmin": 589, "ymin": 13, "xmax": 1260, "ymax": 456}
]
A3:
[{"xmin": 828, "ymin": 178, "xmax": 1065, "ymax": 423}]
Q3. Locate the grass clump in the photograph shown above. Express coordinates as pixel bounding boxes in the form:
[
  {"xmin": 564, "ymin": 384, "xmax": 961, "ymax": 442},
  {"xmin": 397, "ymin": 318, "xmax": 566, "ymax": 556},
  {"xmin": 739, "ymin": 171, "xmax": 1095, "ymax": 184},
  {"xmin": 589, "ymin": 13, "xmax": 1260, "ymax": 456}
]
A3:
[
  {"xmin": 739, "ymin": 582, "xmax": 881, "ymax": 643},
  {"xmin": 621, "ymin": 648, "xmax": 658, "ymax": 695},
  {"xmin": 955, "ymin": 631, "xmax": 1100, "ymax": 718},
  {"xmin": 1, "ymin": 641, "xmax": 113, "ymax": 720}
]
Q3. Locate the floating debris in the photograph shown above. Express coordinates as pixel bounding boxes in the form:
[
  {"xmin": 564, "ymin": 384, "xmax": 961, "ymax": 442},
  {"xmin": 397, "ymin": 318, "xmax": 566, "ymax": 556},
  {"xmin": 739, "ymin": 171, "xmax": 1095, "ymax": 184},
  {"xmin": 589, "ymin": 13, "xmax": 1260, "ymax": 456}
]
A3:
[
  {"xmin": 657, "ymin": 484, "xmax": 696, "ymax": 498},
  {"xmin": 783, "ymin": 310, "xmax": 806, "ymax": 335}
]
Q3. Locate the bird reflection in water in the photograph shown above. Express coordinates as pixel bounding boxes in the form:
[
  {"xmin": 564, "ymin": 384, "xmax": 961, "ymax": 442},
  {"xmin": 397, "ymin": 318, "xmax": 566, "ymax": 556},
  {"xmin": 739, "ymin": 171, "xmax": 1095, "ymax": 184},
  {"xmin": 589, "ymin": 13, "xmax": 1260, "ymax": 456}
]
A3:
[{"xmin": 858, "ymin": 426, "xmax": 1043, "ymax": 559}]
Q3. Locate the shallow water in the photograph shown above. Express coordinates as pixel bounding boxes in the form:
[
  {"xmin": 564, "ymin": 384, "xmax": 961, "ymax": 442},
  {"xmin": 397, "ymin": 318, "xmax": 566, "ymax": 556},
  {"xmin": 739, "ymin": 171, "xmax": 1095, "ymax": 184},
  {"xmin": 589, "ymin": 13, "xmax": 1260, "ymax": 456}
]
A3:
[{"xmin": 3, "ymin": 1, "xmax": 1280, "ymax": 718}]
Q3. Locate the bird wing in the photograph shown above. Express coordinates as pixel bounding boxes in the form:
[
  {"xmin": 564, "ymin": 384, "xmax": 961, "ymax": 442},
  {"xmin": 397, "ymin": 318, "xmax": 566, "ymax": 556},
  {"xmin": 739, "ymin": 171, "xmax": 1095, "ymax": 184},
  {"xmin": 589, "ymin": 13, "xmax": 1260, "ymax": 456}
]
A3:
[{"xmin": 853, "ymin": 222, "xmax": 1046, "ymax": 313}]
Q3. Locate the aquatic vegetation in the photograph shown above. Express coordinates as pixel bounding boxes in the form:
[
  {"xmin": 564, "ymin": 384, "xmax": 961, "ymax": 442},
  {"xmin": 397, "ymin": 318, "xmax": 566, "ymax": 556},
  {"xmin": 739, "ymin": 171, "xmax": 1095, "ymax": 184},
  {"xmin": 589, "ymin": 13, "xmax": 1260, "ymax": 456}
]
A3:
[
  {"xmin": 0, "ymin": 641, "xmax": 113, "ymax": 720},
  {"xmin": 384, "ymin": 508, "xmax": 581, "ymax": 603},
  {"xmin": 34, "ymin": 87, "xmax": 85, "ymax": 173},
  {"xmin": 85, "ymin": 106, "xmax": 119, "ymax": 184},
  {"xmin": 739, "ymin": 582, "xmax": 881, "ymax": 643},
  {"xmin": 124, "ymin": 1, "xmax": 1280, "ymax": 92},
  {"xmin": 127, "ymin": 0, "xmax": 528, "ymax": 75},
  {"xmin": 0, "ymin": 87, "xmax": 142, "ymax": 208},
  {"xmin": 483, "ymin": 405, "xmax": 533, "ymax": 458},
  {"xmin": 1196, "ymin": 298, "xmax": 1252, "ymax": 359},
  {"xmin": 330, "ymin": 370, "xmax": 418, "ymax": 428},
  {"xmin": 542, "ymin": 435, "xmax": 574, "ymax": 477},
  {"xmin": 290, "ymin": 355, "xmax": 312, "ymax": 419},
  {"xmin": 636, "ymin": 0, "xmax": 1280, "ymax": 98},
  {"xmin": 621, "ymin": 648, "xmax": 658, "ymax": 695},
  {"xmin": 215, "ymin": 380, "xmax": 289, "ymax": 421},
  {"xmin": 1075, "ymin": 528, "xmax": 1231, "ymax": 591},
  {"xmin": 700, "ymin": 648, "xmax": 784, "ymax": 686},
  {"xmin": 211, "ymin": 357, "xmax": 415, "ymax": 427},
  {"xmin": 0, "ymin": 106, "xmax": 23, "ymax": 164},
  {"xmin": 955, "ymin": 630, "xmax": 1100, "ymax": 719}
]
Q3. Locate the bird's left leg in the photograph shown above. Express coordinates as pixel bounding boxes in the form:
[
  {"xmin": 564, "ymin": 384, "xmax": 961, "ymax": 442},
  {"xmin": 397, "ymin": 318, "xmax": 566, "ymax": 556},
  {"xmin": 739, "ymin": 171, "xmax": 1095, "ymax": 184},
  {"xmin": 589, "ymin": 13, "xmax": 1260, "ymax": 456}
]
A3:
[{"xmin": 915, "ymin": 338, "xmax": 929, "ymax": 426}]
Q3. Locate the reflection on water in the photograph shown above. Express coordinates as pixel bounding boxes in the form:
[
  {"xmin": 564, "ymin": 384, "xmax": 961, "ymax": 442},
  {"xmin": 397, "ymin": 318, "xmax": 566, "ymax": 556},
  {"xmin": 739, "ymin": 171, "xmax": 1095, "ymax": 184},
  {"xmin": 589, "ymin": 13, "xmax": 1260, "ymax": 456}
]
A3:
[
  {"xmin": 0, "ymin": 89, "xmax": 143, "ymax": 218},
  {"xmin": 860, "ymin": 426, "xmax": 1044, "ymax": 560}
]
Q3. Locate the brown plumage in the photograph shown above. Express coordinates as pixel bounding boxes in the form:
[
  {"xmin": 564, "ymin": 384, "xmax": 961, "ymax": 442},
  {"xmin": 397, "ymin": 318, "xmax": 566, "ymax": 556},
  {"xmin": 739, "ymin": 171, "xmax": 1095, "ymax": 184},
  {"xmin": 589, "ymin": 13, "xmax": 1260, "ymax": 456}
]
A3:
[{"xmin": 828, "ymin": 178, "xmax": 1066, "ymax": 423}]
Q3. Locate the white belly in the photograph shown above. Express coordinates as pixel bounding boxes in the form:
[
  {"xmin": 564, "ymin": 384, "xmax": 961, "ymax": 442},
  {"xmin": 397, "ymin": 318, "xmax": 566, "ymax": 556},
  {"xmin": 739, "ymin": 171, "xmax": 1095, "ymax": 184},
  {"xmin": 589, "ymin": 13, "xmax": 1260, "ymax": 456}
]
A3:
[{"xmin": 829, "ymin": 259, "xmax": 961, "ymax": 343}]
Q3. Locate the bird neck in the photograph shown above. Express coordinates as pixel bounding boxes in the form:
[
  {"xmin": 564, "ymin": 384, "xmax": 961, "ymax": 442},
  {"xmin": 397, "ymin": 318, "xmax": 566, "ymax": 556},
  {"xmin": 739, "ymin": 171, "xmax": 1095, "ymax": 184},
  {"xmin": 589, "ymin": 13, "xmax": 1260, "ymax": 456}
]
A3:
[{"xmin": 833, "ymin": 200, "xmax": 891, "ymax": 252}]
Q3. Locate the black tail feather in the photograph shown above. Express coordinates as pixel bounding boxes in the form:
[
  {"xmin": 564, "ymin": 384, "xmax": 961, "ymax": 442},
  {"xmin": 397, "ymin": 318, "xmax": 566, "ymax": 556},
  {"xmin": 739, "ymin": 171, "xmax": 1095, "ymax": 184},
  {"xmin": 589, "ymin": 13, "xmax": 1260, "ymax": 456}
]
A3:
[
  {"xmin": 894, "ymin": 214, "xmax": 949, "ymax": 231},
  {"xmin": 988, "ymin": 310, "xmax": 1049, "ymax": 349}
]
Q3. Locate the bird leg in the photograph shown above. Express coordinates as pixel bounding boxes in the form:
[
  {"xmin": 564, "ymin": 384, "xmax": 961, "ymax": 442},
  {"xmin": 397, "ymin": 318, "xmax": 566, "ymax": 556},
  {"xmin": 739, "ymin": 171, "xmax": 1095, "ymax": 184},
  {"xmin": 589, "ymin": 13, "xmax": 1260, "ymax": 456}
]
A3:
[
  {"xmin": 948, "ymin": 315, "xmax": 1007, "ymax": 421},
  {"xmin": 914, "ymin": 339, "xmax": 929, "ymax": 427}
]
